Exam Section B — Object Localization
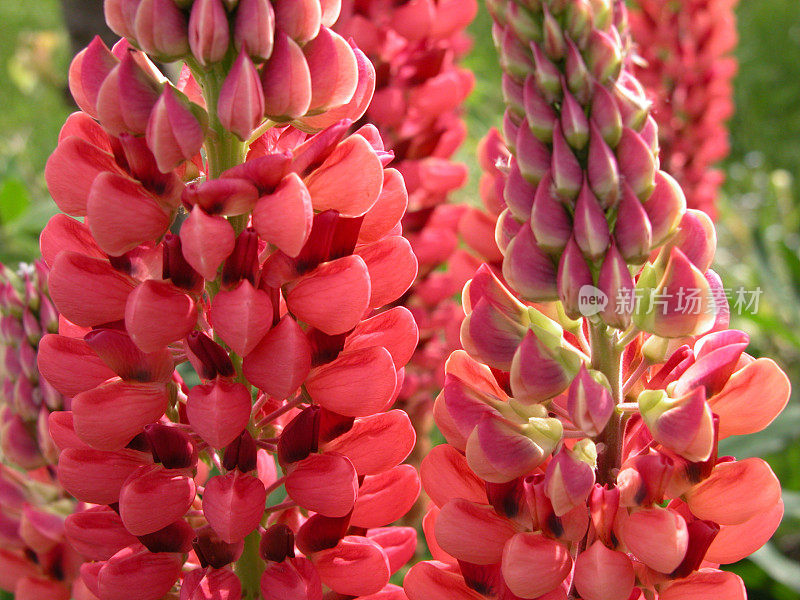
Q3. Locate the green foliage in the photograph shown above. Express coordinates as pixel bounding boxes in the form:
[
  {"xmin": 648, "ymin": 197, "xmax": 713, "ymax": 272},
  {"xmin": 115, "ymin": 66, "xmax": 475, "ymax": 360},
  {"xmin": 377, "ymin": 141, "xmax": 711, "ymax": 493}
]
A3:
[{"xmin": 0, "ymin": 178, "xmax": 30, "ymax": 224}]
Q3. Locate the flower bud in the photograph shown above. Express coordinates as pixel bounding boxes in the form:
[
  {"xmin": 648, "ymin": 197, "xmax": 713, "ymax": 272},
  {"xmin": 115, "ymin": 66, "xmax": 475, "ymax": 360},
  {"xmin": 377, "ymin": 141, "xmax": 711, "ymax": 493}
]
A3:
[
  {"xmin": 134, "ymin": 0, "xmax": 190, "ymax": 61},
  {"xmin": 573, "ymin": 180, "xmax": 610, "ymax": 260},
  {"xmin": 222, "ymin": 430, "xmax": 258, "ymax": 473},
  {"xmin": 144, "ymin": 423, "xmax": 196, "ymax": 470},
  {"xmin": 218, "ymin": 51, "xmax": 265, "ymax": 140},
  {"xmin": 530, "ymin": 42, "xmax": 561, "ymax": 101},
  {"xmin": 146, "ymin": 86, "xmax": 207, "ymax": 173},
  {"xmin": 557, "ymin": 237, "xmax": 593, "ymax": 319},
  {"xmin": 616, "ymin": 128, "xmax": 656, "ymax": 201},
  {"xmin": 614, "ymin": 182, "xmax": 652, "ymax": 264},
  {"xmin": 261, "ymin": 31, "xmax": 313, "ymax": 121},
  {"xmin": 586, "ymin": 29, "xmax": 622, "ymax": 83},
  {"xmin": 234, "ymin": 0, "xmax": 275, "ymax": 61},
  {"xmin": 567, "ymin": 365, "xmax": 613, "ymax": 436},
  {"xmin": 551, "ymin": 126, "xmax": 582, "ymax": 201},
  {"xmin": 544, "ymin": 441, "xmax": 596, "ymax": 516},
  {"xmin": 189, "ymin": 0, "xmax": 230, "ymax": 66},
  {"xmin": 523, "ymin": 75, "xmax": 557, "ymax": 142},
  {"xmin": 561, "ymin": 88, "xmax": 589, "ymax": 150},
  {"xmin": 193, "ymin": 524, "xmax": 244, "ymax": 568},
  {"xmin": 516, "ymin": 120, "xmax": 551, "ymax": 185},
  {"xmin": 638, "ymin": 387, "xmax": 714, "ymax": 462},
  {"xmin": 642, "ymin": 171, "xmax": 686, "ymax": 247},
  {"xmin": 261, "ymin": 523, "xmax": 295, "ymax": 562},
  {"xmin": 185, "ymin": 331, "xmax": 235, "ymax": 380}
]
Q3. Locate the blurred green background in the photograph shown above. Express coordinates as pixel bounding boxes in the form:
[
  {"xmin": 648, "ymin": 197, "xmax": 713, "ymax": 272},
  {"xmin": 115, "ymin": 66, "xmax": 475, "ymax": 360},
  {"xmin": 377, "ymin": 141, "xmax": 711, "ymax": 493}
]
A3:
[{"xmin": 1, "ymin": 0, "xmax": 800, "ymax": 597}]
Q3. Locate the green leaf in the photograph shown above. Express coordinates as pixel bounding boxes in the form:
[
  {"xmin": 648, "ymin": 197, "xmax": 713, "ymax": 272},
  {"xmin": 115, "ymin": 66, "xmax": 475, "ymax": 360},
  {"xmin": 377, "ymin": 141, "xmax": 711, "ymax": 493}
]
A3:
[
  {"xmin": 749, "ymin": 543, "xmax": 800, "ymax": 592},
  {"xmin": 0, "ymin": 177, "xmax": 31, "ymax": 224}
]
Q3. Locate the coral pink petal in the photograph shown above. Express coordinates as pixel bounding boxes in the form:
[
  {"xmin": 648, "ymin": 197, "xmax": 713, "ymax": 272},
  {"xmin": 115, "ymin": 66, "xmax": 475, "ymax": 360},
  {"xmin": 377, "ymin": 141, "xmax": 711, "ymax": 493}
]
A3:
[
  {"xmin": 356, "ymin": 236, "xmax": 418, "ymax": 308},
  {"xmin": 285, "ymin": 452, "xmax": 357, "ymax": 517},
  {"xmin": 321, "ymin": 410, "xmax": 415, "ymax": 475},
  {"xmin": 311, "ymin": 536, "xmax": 390, "ymax": 597},
  {"xmin": 119, "ymin": 465, "xmax": 195, "ymax": 535},
  {"xmin": 404, "ymin": 561, "xmax": 484, "ymax": 600},
  {"xmin": 685, "ymin": 458, "xmax": 781, "ymax": 525},
  {"xmin": 125, "ymin": 280, "xmax": 197, "ymax": 353},
  {"xmin": 351, "ymin": 464, "xmax": 421, "ymax": 528},
  {"xmin": 710, "ymin": 358, "xmax": 791, "ymax": 439},
  {"xmin": 366, "ymin": 528, "xmax": 417, "ymax": 574},
  {"xmin": 304, "ymin": 134, "xmax": 384, "ymax": 217},
  {"xmin": 286, "ymin": 254, "xmax": 371, "ymax": 335},
  {"xmin": 186, "ymin": 381, "xmax": 252, "ymax": 449},
  {"xmin": 57, "ymin": 448, "xmax": 152, "ymax": 504},
  {"xmin": 203, "ymin": 472, "xmax": 267, "ymax": 543},
  {"xmin": 659, "ymin": 569, "xmax": 746, "ymax": 600},
  {"xmin": 242, "ymin": 315, "xmax": 312, "ymax": 399},
  {"xmin": 260, "ymin": 558, "xmax": 322, "ymax": 600},
  {"xmin": 37, "ymin": 334, "xmax": 116, "ymax": 397},
  {"xmin": 210, "ymin": 281, "xmax": 273, "ymax": 356},
  {"xmin": 73, "ymin": 380, "xmax": 168, "ymax": 451},
  {"xmin": 434, "ymin": 498, "xmax": 518, "ymax": 565},
  {"xmin": 344, "ymin": 306, "xmax": 418, "ymax": 369},
  {"xmin": 253, "ymin": 173, "xmax": 313, "ymax": 257},
  {"xmin": 421, "ymin": 443, "xmax": 489, "ymax": 508},
  {"xmin": 64, "ymin": 506, "xmax": 138, "ymax": 561},
  {"xmin": 49, "ymin": 252, "xmax": 136, "ymax": 327},
  {"xmin": 180, "ymin": 206, "xmax": 236, "ymax": 281},
  {"xmin": 501, "ymin": 532, "xmax": 572, "ymax": 598},
  {"xmin": 305, "ymin": 346, "xmax": 396, "ymax": 417},
  {"xmin": 98, "ymin": 545, "xmax": 183, "ymax": 600},
  {"xmin": 705, "ymin": 499, "xmax": 784, "ymax": 564},
  {"xmin": 359, "ymin": 169, "xmax": 407, "ymax": 244},
  {"xmin": 573, "ymin": 541, "xmax": 634, "ymax": 600},
  {"xmin": 40, "ymin": 213, "xmax": 104, "ymax": 267}
]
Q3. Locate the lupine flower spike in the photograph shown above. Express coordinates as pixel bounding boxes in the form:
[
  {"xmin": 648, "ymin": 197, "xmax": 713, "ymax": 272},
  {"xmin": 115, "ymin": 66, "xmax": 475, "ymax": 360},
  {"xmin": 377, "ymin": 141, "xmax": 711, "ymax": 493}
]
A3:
[
  {"xmin": 629, "ymin": 0, "xmax": 738, "ymax": 218},
  {"xmin": 34, "ymin": 1, "xmax": 422, "ymax": 598},
  {"xmin": 405, "ymin": 2, "xmax": 790, "ymax": 599}
]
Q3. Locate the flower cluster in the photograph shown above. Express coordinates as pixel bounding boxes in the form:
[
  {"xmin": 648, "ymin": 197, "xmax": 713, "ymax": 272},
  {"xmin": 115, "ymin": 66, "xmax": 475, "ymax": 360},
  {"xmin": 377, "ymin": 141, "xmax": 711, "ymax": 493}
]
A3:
[
  {"xmin": 335, "ymin": 0, "xmax": 478, "ymax": 450},
  {"xmin": 404, "ymin": 1, "xmax": 790, "ymax": 599},
  {"xmin": 31, "ymin": 1, "xmax": 424, "ymax": 598},
  {"xmin": 629, "ymin": 0, "xmax": 738, "ymax": 218},
  {"xmin": 1, "ymin": 261, "xmax": 62, "ymax": 470}
]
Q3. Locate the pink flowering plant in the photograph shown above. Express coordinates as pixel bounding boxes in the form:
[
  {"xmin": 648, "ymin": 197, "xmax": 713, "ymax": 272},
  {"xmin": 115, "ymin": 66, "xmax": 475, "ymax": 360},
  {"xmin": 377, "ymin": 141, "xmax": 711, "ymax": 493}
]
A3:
[
  {"xmin": 24, "ymin": 0, "xmax": 428, "ymax": 598},
  {"xmin": 404, "ymin": 1, "xmax": 791, "ymax": 599}
]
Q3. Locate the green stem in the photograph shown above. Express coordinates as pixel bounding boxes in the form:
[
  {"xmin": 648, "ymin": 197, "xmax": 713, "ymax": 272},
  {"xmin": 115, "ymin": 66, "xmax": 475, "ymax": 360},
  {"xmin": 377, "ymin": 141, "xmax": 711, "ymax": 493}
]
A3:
[
  {"xmin": 237, "ymin": 531, "xmax": 265, "ymax": 600},
  {"xmin": 187, "ymin": 58, "xmax": 260, "ymax": 599},
  {"xmin": 589, "ymin": 323, "xmax": 623, "ymax": 486}
]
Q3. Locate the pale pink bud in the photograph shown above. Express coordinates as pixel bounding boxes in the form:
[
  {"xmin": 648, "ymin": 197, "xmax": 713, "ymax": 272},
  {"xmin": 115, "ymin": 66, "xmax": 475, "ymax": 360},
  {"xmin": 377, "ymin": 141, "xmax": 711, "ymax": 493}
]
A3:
[
  {"xmin": 434, "ymin": 498, "xmax": 518, "ymax": 565},
  {"xmin": 587, "ymin": 122, "xmax": 620, "ymax": 209},
  {"xmin": 285, "ymin": 452, "xmax": 357, "ymax": 517},
  {"xmin": 303, "ymin": 27, "xmax": 358, "ymax": 113},
  {"xmin": 111, "ymin": 52, "xmax": 163, "ymax": 136},
  {"xmin": 189, "ymin": 0, "xmax": 230, "ymax": 66},
  {"xmin": 557, "ymin": 237, "xmax": 593, "ymax": 319},
  {"xmin": 261, "ymin": 32, "xmax": 312, "ymax": 120},
  {"xmin": 561, "ymin": 88, "xmax": 590, "ymax": 150},
  {"xmin": 502, "ymin": 225, "xmax": 559, "ymax": 301},
  {"xmin": 661, "ymin": 209, "xmax": 717, "ymax": 273},
  {"xmin": 466, "ymin": 414, "xmax": 562, "ymax": 483},
  {"xmin": 98, "ymin": 545, "xmax": 183, "ymax": 600},
  {"xmin": 586, "ymin": 29, "xmax": 622, "ymax": 83},
  {"xmin": 565, "ymin": 37, "xmax": 592, "ymax": 103},
  {"xmin": 234, "ymin": 0, "xmax": 275, "ymax": 61},
  {"xmin": 218, "ymin": 51, "xmax": 265, "ymax": 140},
  {"xmin": 530, "ymin": 41, "xmax": 560, "ymax": 100},
  {"xmin": 516, "ymin": 120, "xmax": 551, "ymax": 185},
  {"xmin": 641, "ymin": 171, "xmax": 686, "ymax": 247},
  {"xmin": 186, "ymin": 380, "xmax": 251, "ymax": 448},
  {"xmin": 322, "ymin": 410, "xmax": 415, "ymax": 476},
  {"xmin": 573, "ymin": 541, "xmax": 635, "ymax": 600},
  {"xmin": 614, "ymin": 182, "xmax": 652, "ymax": 264},
  {"xmin": 119, "ymin": 464, "xmax": 195, "ymax": 535},
  {"xmin": 552, "ymin": 125, "xmax": 582, "ymax": 200},
  {"xmin": 134, "ymin": 0, "xmax": 190, "ymax": 60},
  {"xmin": 125, "ymin": 280, "xmax": 197, "ymax": 352},
  {"xmin": 203, "ymin": 471, "xmax": 267, "ymax": 543},
  {"xmin": 574, "ymin": 180, "xmax": 611, "ymax": 260},
  {"xmin": 146, "ymin": 86, "xmax": 207, "ymax": 173},
  {"xmin": 104, "ymin": 0, "xmax": 141, "ymax": 40},
  {"xmin": 618, "ymin": 506, "xmax": 688, "ymax": 573},
  {"xmin": 273, "ymin": 0, "xmax": 321, "ymax": 43},
  {"xmin": 591, "ymin": 82, "xmax": 623, "ymax": 147},
  {"xmin": 544, "ymin": 442, "xmax": 596, "ymax": 516},
  {"xmin": 69, "ymin": 36, "xmax": 117, "ymax": 117},
  {"xmin": 502, "ymin": 532, "xmax": 572, "ymax": 598},
  {"xmin": 617, "ymin": 128, "xmax": 657, "ymax": 200},
  {"xmin": 523, "ymin": 74, "xmax": 557, "ymax": 143},
  {"xmin": 242, "ymin": 315, "xmax": 312, "ymax": 399}
]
